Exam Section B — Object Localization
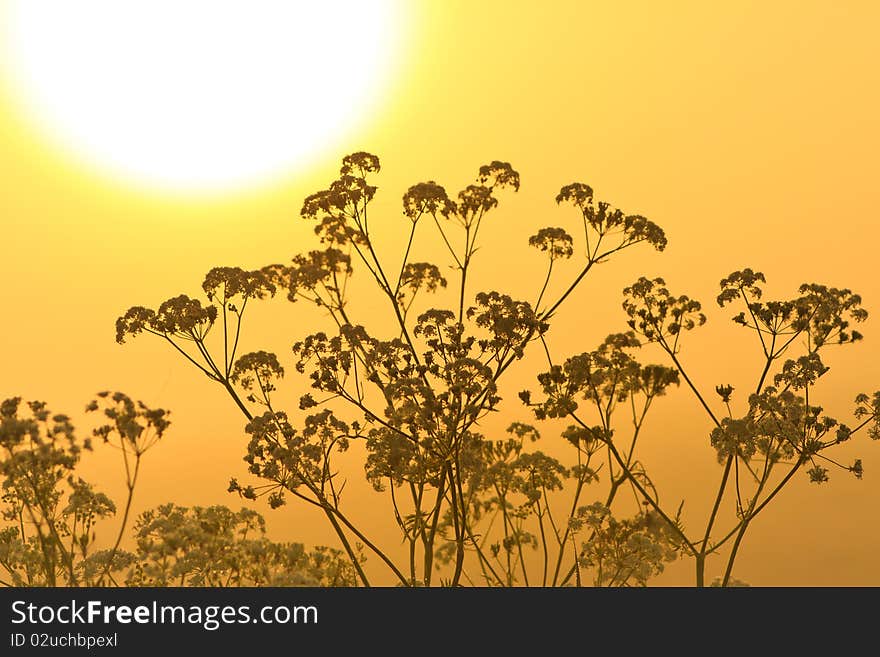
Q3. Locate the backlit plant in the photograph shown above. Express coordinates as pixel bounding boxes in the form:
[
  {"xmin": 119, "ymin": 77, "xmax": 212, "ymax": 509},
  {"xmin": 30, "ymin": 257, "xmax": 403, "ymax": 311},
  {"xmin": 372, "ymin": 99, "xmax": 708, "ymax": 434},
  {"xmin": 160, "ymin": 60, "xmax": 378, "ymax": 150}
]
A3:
[{"xmin": 111, "ymin": 152, "xmax": 880, "ymax": 586}]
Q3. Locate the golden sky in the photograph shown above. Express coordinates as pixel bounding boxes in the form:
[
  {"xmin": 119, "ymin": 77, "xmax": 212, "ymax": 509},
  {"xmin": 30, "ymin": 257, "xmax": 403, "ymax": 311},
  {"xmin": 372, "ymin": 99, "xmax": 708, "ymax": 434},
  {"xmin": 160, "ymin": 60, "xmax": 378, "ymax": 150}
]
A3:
[{"xmin": 2, "ymin": 1, "xmax": 880, "ymax": 585}]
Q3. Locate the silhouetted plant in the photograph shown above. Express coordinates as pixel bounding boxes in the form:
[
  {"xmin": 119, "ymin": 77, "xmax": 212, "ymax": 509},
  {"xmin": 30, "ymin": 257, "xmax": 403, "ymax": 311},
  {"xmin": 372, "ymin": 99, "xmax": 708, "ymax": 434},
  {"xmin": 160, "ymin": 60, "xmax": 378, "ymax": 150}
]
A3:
[
  {"xmin": 124, "ymin": 503, "xmax": 358, "ymax": 586},
  {"xmin": 527, "ymin": 270, "xmax": 879, "ymax": 585},
  {"xmin": 0, "ymin": 392, "xmax": 167, "ymax": 586},
  {"xmin": 116, "ymin": 152, "xmax": 686, "ymax": 587},
  {"xmin": 0, "ymin": 395, "xmax": 360, "ymax": 588},
  {"xmin": 116, "ymin": 152, "xmax": 879, "ymax": 586}
]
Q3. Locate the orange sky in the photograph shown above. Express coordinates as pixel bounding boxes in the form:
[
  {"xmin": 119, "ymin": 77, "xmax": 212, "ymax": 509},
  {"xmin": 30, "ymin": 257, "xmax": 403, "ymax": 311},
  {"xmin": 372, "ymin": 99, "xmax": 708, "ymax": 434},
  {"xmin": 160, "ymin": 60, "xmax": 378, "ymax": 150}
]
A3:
[{"xmin": 2, "ymin": 1, "xmax": 880, "ymax": 585}]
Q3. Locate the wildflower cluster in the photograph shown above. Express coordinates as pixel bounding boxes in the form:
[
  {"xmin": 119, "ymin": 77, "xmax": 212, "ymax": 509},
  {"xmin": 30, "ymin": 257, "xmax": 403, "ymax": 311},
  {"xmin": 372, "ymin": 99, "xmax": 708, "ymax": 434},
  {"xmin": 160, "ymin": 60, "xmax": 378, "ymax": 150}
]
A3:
[
  {"xmin": 622, "ymin": 277, "xmax": 706, "ymax": 345},
  {"xmin": 529, "ymin": 332, "xmax": 679, "ymax": 422},
  {"xmin": 556, "ymin": 183, "xmax": 667, "ymax": 253},
  {"xmin": 718, "ymin": 269, "xmax": 867, "ymax": 349},
  {"xmin": 0, "ymin": 393, "xmax": 168, "ymax": 586},
  {"xmin": 113, "ymin": 151, "xmax": 880, "ymax": 587},
  {"xmin": 569, "ymin": 503, "xmax": 679, "ymax": 587},
  {"xmin": 126, "ymin": 504, "xmax": 357, "ymax": 586}
]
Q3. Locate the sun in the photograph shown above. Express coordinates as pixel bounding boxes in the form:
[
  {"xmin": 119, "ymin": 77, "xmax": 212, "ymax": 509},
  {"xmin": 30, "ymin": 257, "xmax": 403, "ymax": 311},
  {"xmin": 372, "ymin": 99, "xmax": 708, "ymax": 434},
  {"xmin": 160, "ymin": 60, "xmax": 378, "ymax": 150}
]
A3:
[{"xmin": 1, "ymin": 1, "xmax": 403, "ymax": 194}]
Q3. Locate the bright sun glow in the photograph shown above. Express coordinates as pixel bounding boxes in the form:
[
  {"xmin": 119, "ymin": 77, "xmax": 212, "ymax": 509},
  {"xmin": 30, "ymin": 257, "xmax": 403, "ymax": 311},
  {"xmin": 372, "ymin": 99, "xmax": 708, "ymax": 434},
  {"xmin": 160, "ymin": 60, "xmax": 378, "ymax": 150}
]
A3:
[{"xmin": 1, "ymin": 0, "xmax": 401, "ymax": 194}]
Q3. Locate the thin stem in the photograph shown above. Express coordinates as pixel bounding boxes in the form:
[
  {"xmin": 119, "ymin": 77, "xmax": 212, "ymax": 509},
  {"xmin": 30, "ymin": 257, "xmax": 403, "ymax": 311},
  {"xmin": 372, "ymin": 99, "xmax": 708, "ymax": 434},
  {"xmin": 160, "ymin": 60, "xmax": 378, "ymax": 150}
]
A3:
[
  {"xmin": 534, "ymin": 259, "xmax": 554, "ymax": 311},
  {"xmin": 97, "ymin": 453, "xmax": 141, "ymax": 586},
  {"xmin": 721, "ymin": 458, "xmax": 801, "ymax": 586},
  {"xmin": 431, "ymin": 213, "xmax": 463, "ymax": 269},
  {"xmin": 458, "ymin": 224, "xmax": 472, "ymax": 322},
  {"xmin": 395, "ymin": 221, "xmax": 419, "ymax": 295},
  {"xmin": 571, "ymin": 413, "xmax": 697, "ymax": 555}
]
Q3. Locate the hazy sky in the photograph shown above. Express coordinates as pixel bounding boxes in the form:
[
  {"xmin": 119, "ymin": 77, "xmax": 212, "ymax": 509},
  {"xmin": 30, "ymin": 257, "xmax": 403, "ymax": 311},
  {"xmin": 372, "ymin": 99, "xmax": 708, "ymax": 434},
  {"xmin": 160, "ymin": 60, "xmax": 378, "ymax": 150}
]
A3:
[{"xmin": 2, "ymin": 1, "xmax": 879, "ymax": 585}]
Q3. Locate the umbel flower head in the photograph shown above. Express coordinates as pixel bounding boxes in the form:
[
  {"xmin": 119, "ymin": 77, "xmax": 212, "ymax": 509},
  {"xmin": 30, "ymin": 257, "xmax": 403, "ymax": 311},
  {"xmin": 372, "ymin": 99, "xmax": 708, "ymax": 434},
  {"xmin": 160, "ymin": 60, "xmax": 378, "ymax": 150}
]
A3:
[
  {"xmin": 529, "ymin": 227, "xmax": 574, "ymax": 260},
  {"xmin": 622, "ymin": 277, "xmax": 706, "ymax": 343},
  {"xmin": 556, "ymin": 183, "xmax": 667, "ymax": 252},
  {"xmin": 116, "ymin": 295, "xmax": 219, "ymax": 344}
]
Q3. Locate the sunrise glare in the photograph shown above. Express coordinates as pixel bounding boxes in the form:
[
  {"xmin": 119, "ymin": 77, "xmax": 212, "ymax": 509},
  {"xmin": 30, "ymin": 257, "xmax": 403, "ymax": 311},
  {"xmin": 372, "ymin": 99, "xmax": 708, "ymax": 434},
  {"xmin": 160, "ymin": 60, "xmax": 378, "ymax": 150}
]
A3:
[{"xmin": 1, "ymin": 0, "xmax": 403, "ymax": 193}]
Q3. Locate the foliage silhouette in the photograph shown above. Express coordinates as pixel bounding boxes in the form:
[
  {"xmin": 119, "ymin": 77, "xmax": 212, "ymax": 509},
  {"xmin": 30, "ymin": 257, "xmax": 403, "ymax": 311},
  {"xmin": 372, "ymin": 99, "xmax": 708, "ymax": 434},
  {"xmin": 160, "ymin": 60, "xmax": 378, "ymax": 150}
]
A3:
[
  {"xmin": 0, "ymin": 394, "xmax": 360, "ymax": 587},
  {"xmin": 77, "ymin": 151, "xmax": 880, "ymax": 586},
  {"xmin": 125, "ymin": 503, "xmax": 357, "ymax": 586},
  {"xmin": 0, "ymin": 391, "xmax": 166, "ymax": 586}
]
